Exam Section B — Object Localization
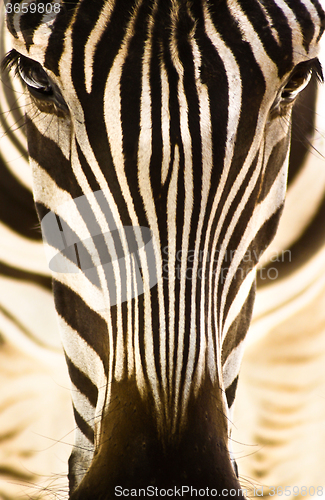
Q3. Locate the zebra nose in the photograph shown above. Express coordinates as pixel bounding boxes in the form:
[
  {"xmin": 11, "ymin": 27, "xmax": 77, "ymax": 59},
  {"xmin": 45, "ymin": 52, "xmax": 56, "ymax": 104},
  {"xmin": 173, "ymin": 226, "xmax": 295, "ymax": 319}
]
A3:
[
  {"xmin": 70, "ymin": 438, "xmax": 244, "ymax": 499},
  {"xmin": 69, "ymin": 380, "xmax": 245, "ymax": 499}
]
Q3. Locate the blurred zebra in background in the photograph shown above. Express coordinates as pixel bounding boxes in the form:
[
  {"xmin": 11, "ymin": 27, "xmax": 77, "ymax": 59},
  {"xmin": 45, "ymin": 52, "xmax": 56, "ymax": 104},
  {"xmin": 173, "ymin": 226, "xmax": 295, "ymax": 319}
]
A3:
[
  {"xmin": 233, "ymin": 35, "xmax": 325, "ymax": 494},
  {"xmin": 0, "ymin": 5, "xmax": 73, "ymax": 498}
]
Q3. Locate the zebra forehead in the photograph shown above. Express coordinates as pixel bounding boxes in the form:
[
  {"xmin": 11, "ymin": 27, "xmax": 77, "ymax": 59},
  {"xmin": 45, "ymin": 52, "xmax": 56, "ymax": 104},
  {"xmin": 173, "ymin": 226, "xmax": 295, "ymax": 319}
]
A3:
[{"xmin": 6, "ymin": 0, "xmax": 325, "ymax": 67}]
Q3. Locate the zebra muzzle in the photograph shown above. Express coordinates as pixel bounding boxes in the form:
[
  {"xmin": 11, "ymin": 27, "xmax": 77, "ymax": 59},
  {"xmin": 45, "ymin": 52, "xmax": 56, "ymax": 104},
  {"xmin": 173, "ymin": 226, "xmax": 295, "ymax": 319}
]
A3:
[{"xmin": 69, "ymin": 378, "xmax": 244, "ymax": 500}]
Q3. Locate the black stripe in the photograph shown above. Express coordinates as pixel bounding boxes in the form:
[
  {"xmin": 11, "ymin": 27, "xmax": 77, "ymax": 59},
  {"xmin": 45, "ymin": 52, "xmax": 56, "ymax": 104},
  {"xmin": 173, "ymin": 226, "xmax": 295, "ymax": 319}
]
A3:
[
  {"xmin": 66, "ymin": 354, "xmax": 98, "ymax": 408},
  {"xmin": 20, "ymin": 5, "xmax": 52, "ymax": 51},
  {"xmin": 73, "ymin": 406, "xmax": 95, "ymax": 444},
  {"xmin": 0, "ymin": 157, "xmax": 41, "ymax": 240},
  {"xmin": 148, "ymin": 14, "xmax": 164, "ymax": 199},
  {"xmin": 75, "ymin": 139, "xmax": 101, "ymax": 193},
  {"xmin": 0, "ymin": 465, "xmax": 34, "ymax": 482},
  {"xmin": 288, "ymin": 77, "xmax": 318, "ymax": 185},
  {"xmin": 53, "ymin": 280, "xmax": 109, "ymax": 371},
  {"xmin": 26, "ymin": 117, "xmax": 83, "ymax": 200},
  {"xmin": 0, "ymin": 261, "xmax": 51, "ymax": 289},
  {"xmin": 37, "ymin": 201, "xmax": 104, "ymax": 287},
  {"xmin": 225, "ymin": 376, "xmax": 239, "ymax": 409}
]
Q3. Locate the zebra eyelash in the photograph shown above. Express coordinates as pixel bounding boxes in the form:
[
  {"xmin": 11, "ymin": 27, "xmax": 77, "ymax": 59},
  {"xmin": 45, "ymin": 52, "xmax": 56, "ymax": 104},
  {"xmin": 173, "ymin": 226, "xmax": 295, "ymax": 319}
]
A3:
[
  {"xmin": 287, "ymin": 58, "xmax": 324, "ymax": 88},
  {"xmin": 301, "ymin": 57, "xmax": 324, "ymax": 84},
  {"xmin": 277, "ymin": 58, "xmax": 324, "ymax": 107},
  {"xmin": 2, "ymin": 49, "xmax": 69, "ymax": 116},
  {"xmin": 3, "ymin": 49, "xmax": 323, "ymax": 88},
  {"xmin": 3, "ymin": 49, "xmax": 53, "ymax": 93},
  {"xmin": 1, "ymin": 49, "xmax": 20, "ymax": 76},
  {"xmin": 311, "ymin": 58, "xmax": 324, "ymax": 83}
]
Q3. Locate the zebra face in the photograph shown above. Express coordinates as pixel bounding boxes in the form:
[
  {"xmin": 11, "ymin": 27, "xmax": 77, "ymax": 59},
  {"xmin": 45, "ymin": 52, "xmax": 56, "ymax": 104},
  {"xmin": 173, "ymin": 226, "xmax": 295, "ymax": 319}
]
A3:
[{"xmin": 5, "ymin": 0, "xmax": 325, "ymax": 497}]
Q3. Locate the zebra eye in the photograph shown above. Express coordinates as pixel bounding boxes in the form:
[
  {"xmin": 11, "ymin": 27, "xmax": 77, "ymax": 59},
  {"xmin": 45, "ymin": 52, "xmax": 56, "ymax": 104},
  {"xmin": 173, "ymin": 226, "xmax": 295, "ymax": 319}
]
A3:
[
  {"xmin": 281, "ymin": 58, "xmax": 323, "ymax": 104},
  {"xmin": 13, "ymin": 52, "xmax": 69, "ymax": 115},
  {"xmin": 18, "ymin": 55, "xmax": 54, "ymax": 98}
]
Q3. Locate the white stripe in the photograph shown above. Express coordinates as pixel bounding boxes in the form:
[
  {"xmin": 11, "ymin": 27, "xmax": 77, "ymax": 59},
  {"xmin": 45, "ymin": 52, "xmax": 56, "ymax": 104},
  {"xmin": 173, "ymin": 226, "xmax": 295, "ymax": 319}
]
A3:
[
  {"xmin": 167, "ymin": 145, "xmax": 179, "ymax": 401},
  {"xmin": 0, "ymin": 221, "xmax": 49, "ymax": 274},
  {"xmin": 126, "ymin": 254, "xmax": 136, "ymax": 377},
  {"xmin": 0, "ymin": 273, "xmax": 60, "ymax": 349},
  {"xmin": 223, "ymin": 340, "xmax": 246, "ymax": 390},
  {"xmin": 0, "ymin": 56, "xmax": 32, "ymax": 190},
  {"xmin": 259, "ymin": 151, "xmax": 325, "ymax": 269},
  {"xmin": 160, "ymin": 60, "xmax": 171, "ymax": 185},
  {"xmin": 222, "ymin": 268, "xmax": 256, "ymax": 339},
  {"xmin": 133, "ymin": 281, "xmax": 146, "ymax": 395},
  {"xmin": 0, "ymin": 131, "xmax": 32, "ymax": 191}
]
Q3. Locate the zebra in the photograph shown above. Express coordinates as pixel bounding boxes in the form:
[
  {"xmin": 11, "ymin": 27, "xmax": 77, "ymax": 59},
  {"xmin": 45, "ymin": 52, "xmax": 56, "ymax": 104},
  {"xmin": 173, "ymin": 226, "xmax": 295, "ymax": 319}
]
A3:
[{"xmin": 1, "ymin": 0, "xmax": 325, "ymax": 498}]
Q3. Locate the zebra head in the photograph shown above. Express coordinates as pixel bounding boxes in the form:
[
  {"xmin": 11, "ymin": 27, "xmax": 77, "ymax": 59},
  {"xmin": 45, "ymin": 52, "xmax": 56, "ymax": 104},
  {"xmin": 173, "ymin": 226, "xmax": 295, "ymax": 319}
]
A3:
[{"xmin": 4, "ymin": 0, "xmax": 325, "ymax": 497}]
